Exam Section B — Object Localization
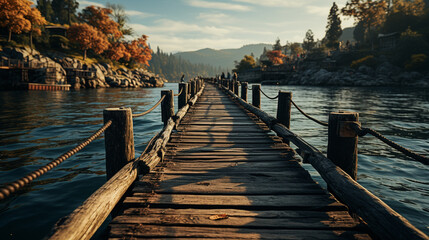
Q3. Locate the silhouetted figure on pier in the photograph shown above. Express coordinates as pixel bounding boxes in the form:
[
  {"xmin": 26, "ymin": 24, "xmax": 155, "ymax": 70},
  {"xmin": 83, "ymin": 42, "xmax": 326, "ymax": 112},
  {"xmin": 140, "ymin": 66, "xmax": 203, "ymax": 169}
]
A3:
[
  {"xmin": 232, "ymin": 72, "xmax": 237, "ymax": 81},
  {"xmin": 180, "ymin": 74, "xmax": 185, "ymax": 82},
  {"xmin": 221, "ymin": 72, "xmax": 225, "ymax": 80}
]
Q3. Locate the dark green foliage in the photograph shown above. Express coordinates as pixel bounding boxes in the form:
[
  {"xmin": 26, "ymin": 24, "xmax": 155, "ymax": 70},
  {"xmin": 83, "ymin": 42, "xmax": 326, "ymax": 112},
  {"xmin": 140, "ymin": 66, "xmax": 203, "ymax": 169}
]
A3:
[
  {"xmin": 350, "ymin": 55, "xmax": 376, "ymax": 68},
  {"xmin": 395, "ymin": 29, "xmax": 429, "ymax": 66},
  {"xmin": 303, "ymin": 29, "xmax": 316, "ymax": 52},
  {"xmin": 273, "ymin": 38, "xmax": 282, "ymax": 51},
  {"xmin": 148, "ymin": 48, "xmax": 221, "ymax": 81},
  {"xmin": 234, "ymin": 55, "xmax": 256, "ymax": 72},
  {"xmin": 353, "ymin": 21, "xmax": 365, "ymax": 43},
  {"xmin": 405, "ymin": 54, "xmax": 428, "ymax": 71},
  {"xmin": 383, "ymin": 12, "xmax": 420, "ymax": 34},
  {"xmin": 49, "ymin": 35, "xmax": 69, "ymax": 49},
  {"xmin": 37, "ymin": 0, "xmax": 54, "ymax": 23},
  {"xmin": 325, "ymin": 2, "xmax": 342, "ymax": 48},
  {"xmin": 51, "ymin": 0, "xmax": 79, "ymax": 25}
]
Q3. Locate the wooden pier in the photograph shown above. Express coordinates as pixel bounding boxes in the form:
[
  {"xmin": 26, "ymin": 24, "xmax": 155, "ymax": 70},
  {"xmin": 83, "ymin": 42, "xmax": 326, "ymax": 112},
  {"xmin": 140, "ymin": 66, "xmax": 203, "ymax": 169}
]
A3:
[
  {"xmin": 15, "ymin": 78, "xmax": 422, "ymax": 240},
  {"xmin": 107, "ymin": 84, "xmax": 372, "ymax": 239}
]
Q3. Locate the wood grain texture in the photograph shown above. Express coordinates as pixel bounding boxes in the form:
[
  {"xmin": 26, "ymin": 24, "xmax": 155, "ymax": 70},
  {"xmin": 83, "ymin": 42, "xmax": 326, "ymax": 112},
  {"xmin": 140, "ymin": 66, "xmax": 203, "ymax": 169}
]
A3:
[{"xmin": 107, "ymin": 83, "xmax": 374, "ymax": 240}]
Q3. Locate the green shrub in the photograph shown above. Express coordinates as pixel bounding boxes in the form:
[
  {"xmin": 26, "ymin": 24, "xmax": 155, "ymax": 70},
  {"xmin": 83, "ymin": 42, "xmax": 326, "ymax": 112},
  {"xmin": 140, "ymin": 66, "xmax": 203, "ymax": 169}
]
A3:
[
  {"xmin": 49, "ymin": 35, "xmax": 69, "ymax": 49},
  {"xmin": 350, "ymin": 55, "xmax": 376, "ymax": 68},
  {"xmin": 405, "ymin": 54, "xmax": 427, "ymax": 71}
]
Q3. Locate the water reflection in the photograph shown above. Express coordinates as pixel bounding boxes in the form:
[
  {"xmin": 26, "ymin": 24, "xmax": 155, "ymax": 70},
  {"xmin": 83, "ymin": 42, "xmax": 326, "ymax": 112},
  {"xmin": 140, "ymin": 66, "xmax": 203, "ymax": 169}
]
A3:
[{"xmin": 0, "ymin": 84, "xmax": 428, "ymax": 239}]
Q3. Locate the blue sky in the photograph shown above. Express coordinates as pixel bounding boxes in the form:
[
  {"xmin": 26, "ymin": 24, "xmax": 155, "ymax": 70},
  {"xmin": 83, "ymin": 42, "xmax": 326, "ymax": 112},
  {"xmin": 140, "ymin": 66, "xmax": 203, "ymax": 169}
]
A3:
[{"xmin": 77, "ymin": 0, "xmax": 355, "ymax": 52}]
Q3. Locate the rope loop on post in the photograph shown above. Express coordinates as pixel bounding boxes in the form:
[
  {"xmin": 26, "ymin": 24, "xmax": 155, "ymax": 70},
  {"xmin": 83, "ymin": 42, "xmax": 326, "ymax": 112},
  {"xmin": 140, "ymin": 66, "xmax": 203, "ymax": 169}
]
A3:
[
  {"xmin": 350, "ymin": 122, "xmax": 429, "ymax": 165},
  {"xmin": 0, "ymin": 121, "xmax": 112, "ymax": 201},
  {"xmin": 132, "ymin": 95, "xmax": 166, "ymax": 118}
]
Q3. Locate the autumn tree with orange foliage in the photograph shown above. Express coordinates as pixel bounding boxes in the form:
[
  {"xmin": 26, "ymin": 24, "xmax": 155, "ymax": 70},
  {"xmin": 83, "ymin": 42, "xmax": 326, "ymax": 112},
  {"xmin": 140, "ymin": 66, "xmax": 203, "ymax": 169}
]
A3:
[
  {"xmin": 266, "ymin": 50, "xmax": 286, "ymax": 65},
  {"xmin": 105, "ymin": 42, "xmax": 131, "ymax": 61},
  {"xmin": 26, "ymin": 7, "xmax": 47, "ymax": 51},
  {"xmin": 67, "ymin": 23, "xmax": 109, "ymax": 60},
  {"xmin": 80, "ymin": 6, "xmax": 122, "ymax": 40},
  {"xmin": 0, "ymin": 0, "xmax": 33, "ymax": 42},
  {"xmin": 126, "ymin": 35, "xmax": 152, "ymax": 66}
]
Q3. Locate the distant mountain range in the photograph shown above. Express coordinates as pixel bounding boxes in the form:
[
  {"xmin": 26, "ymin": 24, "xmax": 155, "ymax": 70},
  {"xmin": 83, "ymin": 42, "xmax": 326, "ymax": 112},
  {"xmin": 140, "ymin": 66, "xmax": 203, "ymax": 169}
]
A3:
[
  {"xmin": 174, "ymin": 43, "xmax": 272, "ymax": 70},
  {"xmin": 174, "ymin": 28, "xmax": 356, "ymax": 70}
]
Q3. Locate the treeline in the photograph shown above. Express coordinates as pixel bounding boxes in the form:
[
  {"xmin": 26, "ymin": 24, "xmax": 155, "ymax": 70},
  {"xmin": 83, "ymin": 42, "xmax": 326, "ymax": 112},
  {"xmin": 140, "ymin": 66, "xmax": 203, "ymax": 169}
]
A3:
[
  {"xmin": 0, "ymin": 0, "xmax": 151, "ymax": 69},
  {"xmin": 235, "ymin": 0, "xmax": 429, "ymax": 72},
  {"xmin": 148, "ymin": 47, "xmax": 223, "ymax": 82}
]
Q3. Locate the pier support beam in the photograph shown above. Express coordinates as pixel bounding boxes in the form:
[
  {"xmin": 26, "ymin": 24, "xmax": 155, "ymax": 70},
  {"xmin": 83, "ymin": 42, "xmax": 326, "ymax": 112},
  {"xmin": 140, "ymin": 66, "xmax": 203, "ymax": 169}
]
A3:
[
  {"xmin": 328, "ymin": 111, "xmax": 359, "ymax": 180},
  {"xmin": 103, "ymin": 108, "xmax": 135, "ymax": 180},
  {"xmin": 252, "ymin": 84, "xmax": 261, "ymax": 109}
]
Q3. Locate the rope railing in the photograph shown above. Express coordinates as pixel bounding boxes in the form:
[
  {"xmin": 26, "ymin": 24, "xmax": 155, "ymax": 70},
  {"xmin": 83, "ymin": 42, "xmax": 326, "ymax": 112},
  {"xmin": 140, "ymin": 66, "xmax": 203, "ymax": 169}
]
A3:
[
  {"xmin": 0, "ymin": 120, "xmax": 112, "ymax": 201},
  {"xmin": 290, "ymin": 98, "xmax": 329, "ymax": 127},
  {"xmin": 351, "ymin": 123, "xmax": 429, "ymax": 165},
  {"xmin": 132, "ymin": 95, "xmax": 165, "ymax": 118},
  {"xmin": 174, "ymin": 88, "xmax": 183, "ymax": 97},
  {"xmin": 259, "ymin": 88, "xmax": 279, "ymax": 100}
]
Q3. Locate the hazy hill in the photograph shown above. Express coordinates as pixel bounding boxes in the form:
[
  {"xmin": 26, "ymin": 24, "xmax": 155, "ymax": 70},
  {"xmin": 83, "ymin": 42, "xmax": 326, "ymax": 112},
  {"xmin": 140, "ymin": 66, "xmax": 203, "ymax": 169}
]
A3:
[
  {"xmin": 339, "ymin": 27, "xmax": 356, "ymax": 42},
  {"xmin": 174, "ymin": 43, "xmax": 273, "ymax": 70}
]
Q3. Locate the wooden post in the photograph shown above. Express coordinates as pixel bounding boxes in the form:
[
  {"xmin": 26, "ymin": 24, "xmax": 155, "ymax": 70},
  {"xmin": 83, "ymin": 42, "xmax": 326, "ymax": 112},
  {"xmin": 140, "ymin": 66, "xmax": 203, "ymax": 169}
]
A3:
[
  {"xmin": 276, "ymin": 91, "xmax": 292, "ymax": 145},
  {"xmin": 241, "ymin": 82, "xmax": 248, "ymax": 102},
  {"xmin": 327, "ymin": 111, "xmax": 359, "ymax": 180},
  {"xmin": 161, "ymin": 90, "xmax": 174, "ymax": 126},
  {"xmin": 252, "ymin": 84, "xmax": 261, "ymax": 108},
  {"xmin": 187, "ymin": 81, "xmax": 191, "ymax": 97},
  {"xmin": 178, "ymin": 82, "xmax": 188, "ymax": 109},
  {"xmin": 190, "ymin": 81, "xmax": 196, "ymax": 97},
  {"xmin": 229, "ymin": 80, "xmax": 234, "ymax": 92},
  {"xmin": 234, "ymin": 81, "xmax": 240, "ymax": 96},
  {"xmin": 103, "ymin": 108, "xmax": 135, "ymax": 180}
]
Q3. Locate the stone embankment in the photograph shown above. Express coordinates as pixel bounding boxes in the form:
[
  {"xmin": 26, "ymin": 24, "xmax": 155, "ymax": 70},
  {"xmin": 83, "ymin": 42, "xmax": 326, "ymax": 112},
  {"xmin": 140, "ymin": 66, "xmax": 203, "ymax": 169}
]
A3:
[
  {"xmin": 0, "ymin": 47, "xmax": 166, "ymax": 89},
  {"xmin": 285, "ymin": 62, "xmax": 429, "ymax": 87}
]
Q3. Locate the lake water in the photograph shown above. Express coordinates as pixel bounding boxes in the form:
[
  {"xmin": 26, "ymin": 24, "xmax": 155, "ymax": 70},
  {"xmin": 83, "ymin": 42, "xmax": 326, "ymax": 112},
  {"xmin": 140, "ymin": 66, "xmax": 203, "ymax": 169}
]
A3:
[{"xmin": 0, "ymin": 83, "xmax": 428, "ymax": 239}]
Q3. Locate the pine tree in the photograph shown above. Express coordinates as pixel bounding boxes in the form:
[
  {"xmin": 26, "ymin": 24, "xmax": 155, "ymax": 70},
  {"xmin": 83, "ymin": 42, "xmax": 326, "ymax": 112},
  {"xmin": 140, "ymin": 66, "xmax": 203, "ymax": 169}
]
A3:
[
  {"xmin": 37, "ymin": 0, "xmax": 54, "ymax": 22},
  {"xmin": 273, "ymin": 38, "xmax": 283, "ymax": 51},
  {"xmin": 303, "ymin": 29, "xmax": 316, "ymax": 52},
  {"xmin": 325, "ymin": 2, "xmax": 343, "ymax": 48},
  {"xmin": 51, "ymin": 0, "xmax": 79, "ymax": 24}
]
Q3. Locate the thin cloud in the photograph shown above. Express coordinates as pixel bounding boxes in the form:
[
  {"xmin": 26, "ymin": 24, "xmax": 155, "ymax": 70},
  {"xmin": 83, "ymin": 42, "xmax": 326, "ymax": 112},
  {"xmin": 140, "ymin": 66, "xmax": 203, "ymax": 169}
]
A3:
[
  {"xmin": 186, "ymin": 0, "xmax": 251, "ymax": 11},
  {"xmin": 125, "ymin": 10, "xmax": 155, "ymax": 18},
  {"xmin": 233, "ymin": 0, "xmax": 310, "ymax": 8},
  {"xmin": 79, "ymin": 0, "xmax": 104, "ymax": 8},
  {"xmin": 306, "ymin": 6, "xmax": 329, "ymax": 17}
]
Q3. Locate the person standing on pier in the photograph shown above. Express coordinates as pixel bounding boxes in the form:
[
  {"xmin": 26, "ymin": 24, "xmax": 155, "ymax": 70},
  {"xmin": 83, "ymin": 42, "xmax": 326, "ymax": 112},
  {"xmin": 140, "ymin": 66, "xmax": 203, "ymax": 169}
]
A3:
[{"xmin": 180, "ymin": 74, "xmax": 185, "ymax": 82}]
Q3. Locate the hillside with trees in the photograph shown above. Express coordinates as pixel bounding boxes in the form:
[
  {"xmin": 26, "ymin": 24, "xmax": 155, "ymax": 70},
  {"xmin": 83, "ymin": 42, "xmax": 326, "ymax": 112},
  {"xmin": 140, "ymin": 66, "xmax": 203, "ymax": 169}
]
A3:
[{"xmin": 148, "ymin": 47, "xmax": 221, "ymax": 82}]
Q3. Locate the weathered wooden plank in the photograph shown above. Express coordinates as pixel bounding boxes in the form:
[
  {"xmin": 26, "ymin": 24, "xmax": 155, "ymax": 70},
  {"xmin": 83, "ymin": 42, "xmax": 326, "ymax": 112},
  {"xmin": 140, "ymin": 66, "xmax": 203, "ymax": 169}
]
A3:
[
  {"xmin": 108, "ymin": 225, "xmax": 371, "ymax": 239},
  {"xmin": 123, "ymin": 194, "xmax": 347, "ymax": 211},
  {"xmin": 111, "ymin": 210, "xmax": 363, "ymax": 229},
  {"xmin": 165, "ymin": 155, "xmax": 291, "ymax": 162},
  {"xmin": 160, "ymin": 161, "xmax": 301, "ymax": 171},
  {"xmin": 133, "ymin": 180, "xmax": 325, "ymax": 195}
]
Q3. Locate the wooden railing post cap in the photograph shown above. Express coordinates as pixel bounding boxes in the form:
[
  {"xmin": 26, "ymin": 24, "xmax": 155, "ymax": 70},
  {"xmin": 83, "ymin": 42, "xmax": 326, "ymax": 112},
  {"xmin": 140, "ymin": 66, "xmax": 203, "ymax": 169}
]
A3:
[{"xmin": 103, "ymin": 107, "xmax": 132, "ymax": 113}]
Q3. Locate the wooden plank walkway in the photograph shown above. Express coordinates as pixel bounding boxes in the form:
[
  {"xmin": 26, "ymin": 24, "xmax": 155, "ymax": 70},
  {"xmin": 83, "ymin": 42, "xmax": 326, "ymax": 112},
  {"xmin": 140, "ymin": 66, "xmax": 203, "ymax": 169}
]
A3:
[{"xmin": 108, "ymin": 84, "xmax": 372, "ymax": 239}]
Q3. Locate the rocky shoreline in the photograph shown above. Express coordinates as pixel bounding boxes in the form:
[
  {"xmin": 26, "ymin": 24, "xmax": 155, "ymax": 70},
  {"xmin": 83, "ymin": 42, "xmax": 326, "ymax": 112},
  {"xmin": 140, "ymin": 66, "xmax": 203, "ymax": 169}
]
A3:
[
  {"xmin": 281, "ymin": 61, "xmax": 429, "ymax": 88},
  {"xmin": 0, "ymin": 46, "xmax": 166, "ymax": 89}
]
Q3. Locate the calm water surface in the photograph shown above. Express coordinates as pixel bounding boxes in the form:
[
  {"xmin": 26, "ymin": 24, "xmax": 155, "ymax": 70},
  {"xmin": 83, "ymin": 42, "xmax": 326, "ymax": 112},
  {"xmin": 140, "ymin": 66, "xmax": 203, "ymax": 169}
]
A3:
[{"xmin": 0, "ymin": 83, "xmax": 428, "ymax": 239}]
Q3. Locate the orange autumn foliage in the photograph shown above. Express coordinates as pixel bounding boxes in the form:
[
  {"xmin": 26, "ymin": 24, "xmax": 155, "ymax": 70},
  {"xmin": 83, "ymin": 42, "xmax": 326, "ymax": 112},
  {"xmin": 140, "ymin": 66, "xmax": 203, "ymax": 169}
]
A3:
[
  {"xmin": 80, "ymin": 6, "xmax": 122, "ymax": 40},
  {"xmin": 106, "ymin": 42, "xmax": 131, "ymax": 61},
  {"xmin": 267, "ymin": 50, "xmax": 286, "ymax": 65},
  {"xmin": 68, "ymin": 23, "xmax": 109, "ymax": 60},
  {"xmin": 126, "ymin": 35, "xmax": 152, "ymax": 66},
  {"xmin": 27, "ymin": 7, "xmax": 47, "ymax": 36},
  {"xmin": 0, "ymin": 0, "xmax": 32, "ymax": 41}
]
